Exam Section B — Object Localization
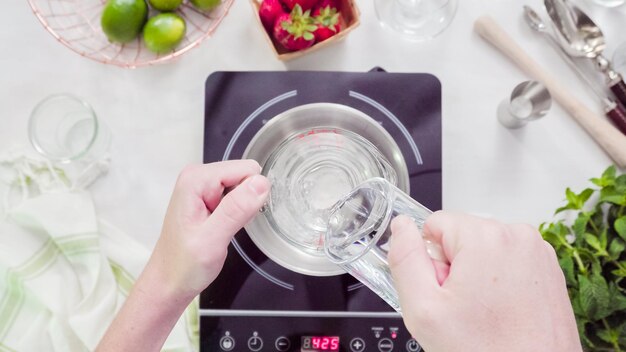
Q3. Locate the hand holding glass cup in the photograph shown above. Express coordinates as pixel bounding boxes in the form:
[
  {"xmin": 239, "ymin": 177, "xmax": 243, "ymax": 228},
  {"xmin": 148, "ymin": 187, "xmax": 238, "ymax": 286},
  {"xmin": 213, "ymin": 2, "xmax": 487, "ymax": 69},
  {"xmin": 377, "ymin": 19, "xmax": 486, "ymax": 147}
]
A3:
[{"xmin": 324, "ymin": 177, "xmax": 447, "ymax": 312}]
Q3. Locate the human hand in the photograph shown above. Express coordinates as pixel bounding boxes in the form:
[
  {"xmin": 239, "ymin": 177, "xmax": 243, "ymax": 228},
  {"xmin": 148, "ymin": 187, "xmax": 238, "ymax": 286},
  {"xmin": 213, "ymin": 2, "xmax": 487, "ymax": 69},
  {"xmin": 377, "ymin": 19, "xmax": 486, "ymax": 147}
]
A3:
[
  {"xmin": 389, "ymin": 212, "xmax": 581, "ymax": 352},
  {"xmin": 149, "ymin": 160, "xmax": 270, "ymax": 302},
  {"xmin": 97, "ymin": 160, "xmax": 269, "ymax": 352}
]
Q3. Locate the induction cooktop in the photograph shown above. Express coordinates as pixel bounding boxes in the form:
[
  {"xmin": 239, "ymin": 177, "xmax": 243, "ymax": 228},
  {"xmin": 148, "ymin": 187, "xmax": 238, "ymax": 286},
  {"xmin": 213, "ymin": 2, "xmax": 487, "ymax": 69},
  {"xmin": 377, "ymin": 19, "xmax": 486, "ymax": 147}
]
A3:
[{"xmin": 200, "ymin": 69, "xmax": 442, "ymax": 352}]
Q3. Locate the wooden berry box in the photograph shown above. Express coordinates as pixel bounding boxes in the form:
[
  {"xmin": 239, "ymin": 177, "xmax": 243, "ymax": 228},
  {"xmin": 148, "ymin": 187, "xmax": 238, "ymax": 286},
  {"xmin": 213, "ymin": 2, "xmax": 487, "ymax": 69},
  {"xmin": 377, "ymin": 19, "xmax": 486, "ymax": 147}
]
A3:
[{"xmin": 250, "ymin": 0, "xmax": 360, "ymax": 61}]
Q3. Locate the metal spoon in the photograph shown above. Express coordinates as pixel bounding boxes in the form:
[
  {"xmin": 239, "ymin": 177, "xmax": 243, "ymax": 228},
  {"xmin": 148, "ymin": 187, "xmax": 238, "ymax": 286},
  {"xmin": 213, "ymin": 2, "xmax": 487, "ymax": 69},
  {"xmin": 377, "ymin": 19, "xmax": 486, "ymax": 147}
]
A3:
[
  {"xmin": 544, "ymin": 0, "xmax": 626, "ymax": 108},
  {"xmin": 523, "ymin": 5, "xmax": 626, "ymax": 134},
  {"xmin": 543, "ymin": 0, "xmax": 604, "ymax": 58}
]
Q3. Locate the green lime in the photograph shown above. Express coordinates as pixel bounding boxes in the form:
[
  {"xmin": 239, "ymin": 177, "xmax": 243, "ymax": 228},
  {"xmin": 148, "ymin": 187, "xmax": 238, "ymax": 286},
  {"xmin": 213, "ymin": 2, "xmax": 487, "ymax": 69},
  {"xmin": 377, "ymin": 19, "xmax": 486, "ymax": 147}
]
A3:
[
  {"xmin": 101, "ymin": 0, "xmax": 148, "ymax": 44},
  {"xmin": 148, "ymin": 0, "xmax": 182, "ymax": 11},
  {"xmin": 190, "ymin": 0, "xmax": 221, "ymax": 11},
  {"xmin": 143, "ymin": 13, "xmax": 186, "ymax": 54}
]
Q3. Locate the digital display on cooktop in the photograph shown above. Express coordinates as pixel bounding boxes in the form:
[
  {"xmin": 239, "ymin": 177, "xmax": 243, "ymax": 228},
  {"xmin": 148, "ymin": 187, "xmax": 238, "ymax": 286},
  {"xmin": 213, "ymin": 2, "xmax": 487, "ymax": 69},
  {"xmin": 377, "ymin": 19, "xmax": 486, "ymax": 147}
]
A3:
[{"xmin": 301, "ymin": 336, "xmax": 340, "ymax": 351}]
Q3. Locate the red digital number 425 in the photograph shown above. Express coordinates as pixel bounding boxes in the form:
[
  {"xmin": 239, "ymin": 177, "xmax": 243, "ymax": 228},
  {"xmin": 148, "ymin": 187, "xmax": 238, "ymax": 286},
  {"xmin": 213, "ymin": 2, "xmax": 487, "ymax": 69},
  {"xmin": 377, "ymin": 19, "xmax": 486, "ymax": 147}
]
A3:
[{"xmin": 311, "ymin": 337, "xmax": 339, "ymax": 350}]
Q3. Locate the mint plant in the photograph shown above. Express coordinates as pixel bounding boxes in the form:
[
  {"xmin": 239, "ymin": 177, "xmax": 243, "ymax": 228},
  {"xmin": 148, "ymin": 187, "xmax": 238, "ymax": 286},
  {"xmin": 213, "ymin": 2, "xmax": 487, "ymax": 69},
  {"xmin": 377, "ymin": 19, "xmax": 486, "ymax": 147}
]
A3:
[{"xmin": 541, "ymin": 166, "xmax": 626, "ymax": 351}]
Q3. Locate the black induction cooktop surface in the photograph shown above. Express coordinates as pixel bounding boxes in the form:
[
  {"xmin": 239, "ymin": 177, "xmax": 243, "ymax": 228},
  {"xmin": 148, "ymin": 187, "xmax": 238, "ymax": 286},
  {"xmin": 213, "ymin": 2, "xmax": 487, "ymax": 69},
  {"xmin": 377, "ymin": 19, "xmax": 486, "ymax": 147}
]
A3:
[{"xmin": 201, "ymin": 70, "xmax": 441, "ymax": 352}]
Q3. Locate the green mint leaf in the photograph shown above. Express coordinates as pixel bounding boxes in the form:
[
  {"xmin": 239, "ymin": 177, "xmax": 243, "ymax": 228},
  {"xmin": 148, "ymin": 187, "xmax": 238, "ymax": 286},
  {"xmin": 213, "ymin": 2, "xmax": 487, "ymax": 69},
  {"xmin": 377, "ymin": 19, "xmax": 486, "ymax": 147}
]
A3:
[
  {"xmin": 576, "ymin": 247, "xmax": 598, "ymax": 263},
  {"xmin": 566, "ymin": 187, "xmax": 578, "ymax": 207},
  {"xmin": 561, "ymin": 188, "xmax": 594, "ymax": 211},
  {"xmin": 599, "ymin": 227, "xmax": 608, "ymax": 250},
  {"xmin": 592, "ymin": 165, "xmax": 617, "ymax": 188},
  {"xmin": 578, "ymin": 188, "xmax": 594, "ymax": 205},
  {"xmin": 616, "ymin": 216, "xmax": 626, "ymax": 241},
  {"xmin": 611, "ymin": 267, "xmax": 626, "ymax": 278},
  {"xmin": 571, "ymin": 291, "xmax": 584, "ymax": 317},
  {"xmin": 541, "ymin": 224, "xmax": 566, "ymax": 249},
  {"xmin": 573, "ymin": 212, "xmax": 591, "ymax": 238},
  {"xmin": 609, "ymin": 282, "xmax": 626, "ymax": 311},
  {"xmin": 600, "ymin": 186, "xmax": 626, "ymax": 205},
  {"xmin": 559, "ymin": 255, "xmax": 576, "ymax": 286},
  {"xmin": 591, "ymin": 273, "xmax": 612, "ymax": 320},
  {"xmin": 602, "ymin": 165, "xmax": 617, "ymax": 182},
  {"xmin": 554, "ymin": 205, "xmax": 573, "ymax": 214},
  {"xmin": 541, "ymin": 231, "xmax": 560, "ymax": 247},
  {"xmin": 302, "ymin": 32, "xmax": 314, "ymax": 40},
  {"xmin": 609, "ymin": 238, "xmax": 626, "ymax": 259},
  {"xmin": 584, "ymin": 233, "xmax": 603, "ymax": 252},
  {"xmin": 578, "ymin": 273, "xmax": 611, "ymax": 320},
  {"xmin": 590, "ymin": 177, "xmax": 604, "ymax": 187},
  {"xmin": 578, "ymin": 275, "xmax": 598, "ymax": 319},
  {"xmin": 591, "ymin": 260, "xmax": 603, "ymax": 277},
  {"xmin": 591, "ymin": 209, "xmax": 605, "ymax": 232},
  {"xmin": 597, "ymin": 328, "xmax": 614, "ymax": 344},
  {"xmin": 616, "ymin": 174, "xmax": 626, "ymax": 194}
]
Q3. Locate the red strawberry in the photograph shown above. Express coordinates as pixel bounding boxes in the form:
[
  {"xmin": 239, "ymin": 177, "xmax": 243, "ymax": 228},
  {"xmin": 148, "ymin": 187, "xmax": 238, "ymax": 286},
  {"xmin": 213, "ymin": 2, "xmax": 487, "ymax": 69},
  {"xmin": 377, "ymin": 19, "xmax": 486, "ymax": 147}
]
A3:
[
  {"xmin": 281, "ymin": 0, "xmax": 319, "ymax": 11},
  {"xmin": 314, "ymin": 0, "xmax": 338, "ymax": 10},
  {"xmin": 273, "ymin": 5, "xmax": 317, "ymax": 51},
  {"xmin": 259, "ymin": 0, "xmax": 287, "ymax": 33},
  {"xmin": 312, "ymin": 5, "xmax": 343, "ymax": 42}
]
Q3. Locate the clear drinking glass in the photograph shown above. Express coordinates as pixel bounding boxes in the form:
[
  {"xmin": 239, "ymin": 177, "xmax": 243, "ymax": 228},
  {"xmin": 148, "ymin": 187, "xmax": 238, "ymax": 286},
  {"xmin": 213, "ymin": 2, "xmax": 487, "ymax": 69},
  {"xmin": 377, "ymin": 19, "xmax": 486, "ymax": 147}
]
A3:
[
  {"xmin": 374, "ymin": 0, "xmax": 458, "ymax": 41},
  {"xmin": 263, "ymin": 128, "xmax": 397, "ymax": 255},
  {"xmin": 324, "ymin": 177, "xmax": 446, "ymax": 312},
  {"xmin": 28, "ymin": 94, "xmax": 111, "ymax": 163}
]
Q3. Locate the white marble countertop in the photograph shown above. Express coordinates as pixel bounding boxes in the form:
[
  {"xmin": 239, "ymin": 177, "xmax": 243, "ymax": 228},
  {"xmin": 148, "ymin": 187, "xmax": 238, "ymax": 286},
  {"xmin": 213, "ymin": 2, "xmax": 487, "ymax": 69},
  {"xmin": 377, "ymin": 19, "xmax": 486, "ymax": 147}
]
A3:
[{"xmin": 1, "ymin": 0, "xmax": 625, "ymax": 249}]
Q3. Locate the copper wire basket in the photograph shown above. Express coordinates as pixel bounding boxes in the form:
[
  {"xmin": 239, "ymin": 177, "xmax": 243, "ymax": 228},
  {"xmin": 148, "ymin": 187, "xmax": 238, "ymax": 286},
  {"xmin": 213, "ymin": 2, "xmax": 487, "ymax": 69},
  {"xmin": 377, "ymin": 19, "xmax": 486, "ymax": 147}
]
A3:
[{"xmin": 28, "ymin": 0, "xmax": 235, "ymax": 68}]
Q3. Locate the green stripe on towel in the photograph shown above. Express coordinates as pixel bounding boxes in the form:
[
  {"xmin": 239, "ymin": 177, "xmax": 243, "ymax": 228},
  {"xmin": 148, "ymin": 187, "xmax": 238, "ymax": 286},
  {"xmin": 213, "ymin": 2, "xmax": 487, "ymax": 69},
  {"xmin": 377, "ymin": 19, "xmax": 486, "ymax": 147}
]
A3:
[
  {"xmin": 0, "ymin": 271, "xmax": 24, "ymax": 341},
  {"xmin": 0, "ymin": 238, "xmax": 61, "ymax": 341},
  {"xmin": 56, "ymin": 235, "xmax": 98, "ymax": 255},
  {"xmin": 0, "ymin": 234, "xmax": 100, "ymax": 341},
  {"xmin": 108, "ymin": 259, "xmax": 135, "ymax": 297},
  {"xmin": 15, "ymin": 240, "xmax": 58, "ymax": 279},
  {"xmin": 0, "ymin": 341, "xmax": 17, "ymax": 352}
]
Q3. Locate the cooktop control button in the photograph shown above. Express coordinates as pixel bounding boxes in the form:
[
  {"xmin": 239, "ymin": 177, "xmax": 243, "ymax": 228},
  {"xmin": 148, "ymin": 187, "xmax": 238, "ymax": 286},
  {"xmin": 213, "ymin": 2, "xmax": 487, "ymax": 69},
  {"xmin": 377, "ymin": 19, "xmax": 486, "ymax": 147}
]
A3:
[
  {"xmin": 219, "ymin": 335, "xmax": 235, "ymax": 351},
  {"xmin": 350, "ymin": 337, "xmax": 366, "ymax": 352},
  {"xmin": 406, "ymin": 339, "xmax": 421, "ymax": 352},
  {"xmin": 248, "ymin": 332, "xmax": 263, "ymax": 351},
  {"xmin": 378, "ymin": 338, "xmax": 394, "ymax": 352},
  {"xmin": 275, "ymin": 336, "xmax": 290, "ymax": 351}
]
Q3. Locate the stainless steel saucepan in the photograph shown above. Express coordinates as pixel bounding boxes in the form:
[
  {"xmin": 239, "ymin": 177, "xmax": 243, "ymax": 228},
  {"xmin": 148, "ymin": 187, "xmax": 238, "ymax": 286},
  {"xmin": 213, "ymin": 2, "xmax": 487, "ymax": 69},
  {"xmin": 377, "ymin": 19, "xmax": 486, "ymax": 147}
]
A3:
[{"xmin": 242, "ymin": 103, "xmax": 410, "ymax": 277}]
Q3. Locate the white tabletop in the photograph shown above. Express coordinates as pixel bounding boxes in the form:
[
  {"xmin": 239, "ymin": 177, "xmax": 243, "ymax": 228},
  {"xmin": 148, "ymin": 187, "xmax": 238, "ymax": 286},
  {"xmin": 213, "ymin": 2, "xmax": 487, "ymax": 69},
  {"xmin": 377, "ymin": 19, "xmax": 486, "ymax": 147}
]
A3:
[{"xmin": 1, "ymin": 0, "xmax": 625, "ymax": 249}]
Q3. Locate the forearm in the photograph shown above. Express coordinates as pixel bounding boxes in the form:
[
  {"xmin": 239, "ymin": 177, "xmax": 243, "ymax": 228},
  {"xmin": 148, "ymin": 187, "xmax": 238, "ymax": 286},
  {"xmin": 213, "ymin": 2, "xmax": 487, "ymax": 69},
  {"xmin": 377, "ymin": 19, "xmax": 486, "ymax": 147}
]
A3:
[{"xmin": 96, "ymin": 257, "xmax": 194, "ymax": 352}]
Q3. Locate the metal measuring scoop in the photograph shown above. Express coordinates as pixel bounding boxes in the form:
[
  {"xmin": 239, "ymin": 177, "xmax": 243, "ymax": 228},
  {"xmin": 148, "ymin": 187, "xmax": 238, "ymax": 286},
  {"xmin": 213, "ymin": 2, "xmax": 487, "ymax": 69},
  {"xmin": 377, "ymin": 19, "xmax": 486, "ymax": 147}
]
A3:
[
  {"xmin": 544, "ymin": 0, "xmax": 626, "ymax": 107},
  {"xmin": 523, "ymin": 5, "xmax": 626, "ymax": 134}
]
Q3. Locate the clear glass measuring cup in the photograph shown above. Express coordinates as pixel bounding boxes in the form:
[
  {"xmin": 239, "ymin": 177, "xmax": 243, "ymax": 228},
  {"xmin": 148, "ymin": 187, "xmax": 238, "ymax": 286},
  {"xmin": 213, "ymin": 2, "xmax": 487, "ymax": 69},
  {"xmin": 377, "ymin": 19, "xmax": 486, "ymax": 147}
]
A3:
[
  {"xmin": 263, "ymin": 128, "xmax": 398, "ymax": 255},
  {"xmin": 325, "ymin": 177, "xmax": 446, "ymax": 312}
]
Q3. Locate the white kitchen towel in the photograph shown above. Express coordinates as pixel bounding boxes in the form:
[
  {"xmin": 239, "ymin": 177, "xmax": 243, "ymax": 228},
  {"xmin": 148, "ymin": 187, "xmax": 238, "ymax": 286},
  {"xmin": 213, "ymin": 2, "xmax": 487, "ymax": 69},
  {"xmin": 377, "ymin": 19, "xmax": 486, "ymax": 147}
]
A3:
[{"xmin": 0, "ymin": 152, "xmax": 198, "ymax": 352}]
